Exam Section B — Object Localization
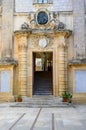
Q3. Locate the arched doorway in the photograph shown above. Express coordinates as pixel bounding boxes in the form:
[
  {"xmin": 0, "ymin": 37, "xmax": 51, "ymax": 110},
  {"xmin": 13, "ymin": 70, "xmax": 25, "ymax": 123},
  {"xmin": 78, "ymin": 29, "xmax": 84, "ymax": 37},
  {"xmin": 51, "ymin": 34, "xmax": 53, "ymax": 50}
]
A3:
[{"xmin": 33, "ymin": 52, "xmax": 53, "ymax": 95}]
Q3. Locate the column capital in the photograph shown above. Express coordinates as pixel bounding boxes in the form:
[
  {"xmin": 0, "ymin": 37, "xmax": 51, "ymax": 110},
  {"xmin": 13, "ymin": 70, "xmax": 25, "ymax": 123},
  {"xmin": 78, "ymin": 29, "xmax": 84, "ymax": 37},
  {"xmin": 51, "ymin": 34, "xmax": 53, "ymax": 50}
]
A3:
[
  {"xmin": 57, "ymin": 36, "xmax": 65, "ymax": 48},
  {"xmin": 18, "ymin": 36, "xmax": 28, "ymax": 51},
  {"xmin": 57, "ymin": 36, "xmax": 69, "ymax": 48},
  {"xmin": 14, "ymin": 31, "xmax": 29, "ymax": 50}
]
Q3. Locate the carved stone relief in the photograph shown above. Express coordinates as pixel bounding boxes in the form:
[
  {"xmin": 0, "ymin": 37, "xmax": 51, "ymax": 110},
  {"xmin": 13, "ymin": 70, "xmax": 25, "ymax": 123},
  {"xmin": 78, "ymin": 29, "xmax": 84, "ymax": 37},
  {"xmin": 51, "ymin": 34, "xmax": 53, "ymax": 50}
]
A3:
[
  {"xmin": 28, "ymin": 35, "xmax": 54, "ymax": 50},
  {"xmin": 20, "ymin": 9, "xmax": 65, "ymax": 31}
]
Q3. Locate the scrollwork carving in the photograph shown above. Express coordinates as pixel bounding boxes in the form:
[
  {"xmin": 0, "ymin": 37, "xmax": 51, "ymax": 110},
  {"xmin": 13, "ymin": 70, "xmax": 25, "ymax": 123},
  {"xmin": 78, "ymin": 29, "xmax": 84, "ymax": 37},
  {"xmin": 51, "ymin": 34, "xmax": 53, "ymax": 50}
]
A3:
[
  {"xmin": 23, "ymin": 10, "xmax": 66, "ymax": 31},
  {"xmin": 54, "ymin": 22, "xmax": 65, "ymax": 30},
  {"xmin": 21, "ymin": 22, "xmax": 29, "ymax": 30}
]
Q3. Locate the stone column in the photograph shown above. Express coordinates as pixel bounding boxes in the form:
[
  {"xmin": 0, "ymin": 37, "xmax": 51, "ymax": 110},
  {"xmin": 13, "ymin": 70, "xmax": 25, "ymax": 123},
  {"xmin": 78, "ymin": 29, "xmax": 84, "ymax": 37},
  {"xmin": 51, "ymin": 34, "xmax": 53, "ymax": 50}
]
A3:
[
  {"xmin": 58, "ymin": 37, "xmax": 66, "ymax": 96},
  {"xmin": 17, "ymin": 33, "xmax": 28, "ymax": 96}
]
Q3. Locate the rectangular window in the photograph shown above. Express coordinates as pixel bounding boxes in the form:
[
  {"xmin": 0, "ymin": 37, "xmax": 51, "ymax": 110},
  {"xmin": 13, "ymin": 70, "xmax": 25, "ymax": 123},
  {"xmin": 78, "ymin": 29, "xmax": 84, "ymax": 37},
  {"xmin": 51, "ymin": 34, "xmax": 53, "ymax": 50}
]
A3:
[
  {"xmin": 0, "ymin": 71, "xmax": 10, "ymax": 92},
  {"xmin": 33, "ymin": 0, "xmax": 52, "ymax": 4},
  {"xmin": 75, "ymin": 70, "xmax": 86, "ymax": 93},
  {"xmin": 38, "ymin": 0, "xmax": 48, "ymax": 3}
]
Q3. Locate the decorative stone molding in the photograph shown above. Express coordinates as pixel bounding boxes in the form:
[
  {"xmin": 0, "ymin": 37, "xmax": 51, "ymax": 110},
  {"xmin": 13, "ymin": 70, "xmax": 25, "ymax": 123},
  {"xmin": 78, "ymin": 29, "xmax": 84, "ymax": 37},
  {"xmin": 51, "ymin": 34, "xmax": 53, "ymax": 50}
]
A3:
[
  {"xmin": 21, "ymin": 22, "xmax": 29, "ymax": 30},
  {"xmin": 36, "ymin": 8, "xmax": 49, "ymax": 26},
  {"xmin": 14, "ymin": 30, "xmax": 31, "ymax": 38},
  {"xmin": 68, "ymin": 58, "xmax": 86, "ymax": 65},
  {"xmin": 39, "ymin": 38, "xmax": 47, "ymax": 48},
  {"xmin": 18, "ymin": 36, "xmax": 28, "ymax": 51},
  {"xmin": 14, "ymin": 14, "xmax": 72, "ymax": 97},
  {"xmin": 26, "ymin": 10, "xmax": 72, "ymax": 35},
  {"xmin": 31, "ymin": 29, "xmax": 72, "ymax": 38},
  {"xmin": 57, "ymin": 36, "xmax": 66, "ymax": 48},
  {"xmin": 14, "ymin": 30, "xmax": 29, "ymax": 51},
  {"xmin": 0, "ymin": 57, "xmax": 18, "ymax": 66}
]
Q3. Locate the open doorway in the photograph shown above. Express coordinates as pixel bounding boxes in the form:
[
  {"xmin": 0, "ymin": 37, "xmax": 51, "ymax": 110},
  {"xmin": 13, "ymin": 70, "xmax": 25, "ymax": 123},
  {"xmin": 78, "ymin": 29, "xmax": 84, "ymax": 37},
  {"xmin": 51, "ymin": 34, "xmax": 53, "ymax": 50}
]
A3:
[{"xmin": 33, "ymin": 52, "xmax": 53, "ymax": 95}]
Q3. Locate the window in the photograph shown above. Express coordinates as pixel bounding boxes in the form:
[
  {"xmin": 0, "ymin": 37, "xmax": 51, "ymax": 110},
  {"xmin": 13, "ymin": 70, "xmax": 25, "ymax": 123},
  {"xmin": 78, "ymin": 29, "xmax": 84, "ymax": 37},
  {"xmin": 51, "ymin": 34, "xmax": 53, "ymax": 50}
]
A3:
[
  {"xmin": 33, "ymin": 0, "xmax": 52, "ymax": 4},
  {"xmin": 38, "ymin": 0, "xmax": 48, "ymax": 3},
  {"xmin": 0, "ymin": 71, "xmax": 10, "ymax": 92},
  {"xmin": 75, "ymin": 70, "xmax": 86, "ymax": 93}
]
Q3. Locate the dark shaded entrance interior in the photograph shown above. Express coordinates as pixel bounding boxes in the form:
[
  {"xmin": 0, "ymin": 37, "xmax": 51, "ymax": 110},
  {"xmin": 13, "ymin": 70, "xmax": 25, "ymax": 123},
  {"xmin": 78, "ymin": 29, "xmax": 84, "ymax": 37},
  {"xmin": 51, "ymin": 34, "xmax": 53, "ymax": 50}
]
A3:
[{"xmin": 33, "ymin": 52, "xmax": 53, "ymax": 95}]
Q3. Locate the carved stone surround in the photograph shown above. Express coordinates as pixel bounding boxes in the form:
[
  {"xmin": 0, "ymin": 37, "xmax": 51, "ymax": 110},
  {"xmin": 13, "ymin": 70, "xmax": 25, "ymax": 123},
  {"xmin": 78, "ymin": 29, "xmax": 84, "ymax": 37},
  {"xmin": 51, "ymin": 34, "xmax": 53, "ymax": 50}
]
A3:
[
  {"xmin": 14, "ymin": 9, "xmax": 72, "ymax": 97},
  {"xmin": 20, "ymin": 9, "xmax": 71, "ymax": 32}
]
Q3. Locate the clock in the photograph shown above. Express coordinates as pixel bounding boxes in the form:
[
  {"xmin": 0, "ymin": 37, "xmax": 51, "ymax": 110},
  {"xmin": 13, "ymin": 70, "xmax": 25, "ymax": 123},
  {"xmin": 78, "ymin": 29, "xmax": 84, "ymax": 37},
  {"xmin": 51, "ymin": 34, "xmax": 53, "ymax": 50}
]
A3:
[{"xmin": 37, "ymin": 11, "xmax": 48, "ymax": 25}]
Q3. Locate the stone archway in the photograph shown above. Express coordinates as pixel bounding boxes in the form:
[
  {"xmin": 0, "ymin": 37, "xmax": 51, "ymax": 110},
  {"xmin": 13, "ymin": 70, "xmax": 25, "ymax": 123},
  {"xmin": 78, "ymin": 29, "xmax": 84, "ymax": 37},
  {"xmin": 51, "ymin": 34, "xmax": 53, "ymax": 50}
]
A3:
[{"xmin": 14, "ymin": 28, "xmax": 72, "ymax": 97}]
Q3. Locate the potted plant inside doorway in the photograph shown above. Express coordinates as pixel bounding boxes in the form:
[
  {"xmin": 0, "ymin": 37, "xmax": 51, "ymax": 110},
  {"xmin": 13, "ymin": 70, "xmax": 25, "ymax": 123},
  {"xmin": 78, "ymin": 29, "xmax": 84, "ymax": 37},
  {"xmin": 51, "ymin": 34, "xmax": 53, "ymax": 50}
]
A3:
[{"xmin": 17, "ymin": 95, "xmax": 22, "ymax": 102}]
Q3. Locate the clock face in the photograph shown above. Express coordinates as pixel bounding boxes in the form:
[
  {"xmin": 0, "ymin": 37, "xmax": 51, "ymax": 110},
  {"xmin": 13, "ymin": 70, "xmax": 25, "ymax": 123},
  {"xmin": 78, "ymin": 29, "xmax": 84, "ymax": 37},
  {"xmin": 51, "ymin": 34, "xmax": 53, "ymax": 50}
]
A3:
[{"xmin": 37, "ymin": 11, "xmax": 48, "ymax": 25}]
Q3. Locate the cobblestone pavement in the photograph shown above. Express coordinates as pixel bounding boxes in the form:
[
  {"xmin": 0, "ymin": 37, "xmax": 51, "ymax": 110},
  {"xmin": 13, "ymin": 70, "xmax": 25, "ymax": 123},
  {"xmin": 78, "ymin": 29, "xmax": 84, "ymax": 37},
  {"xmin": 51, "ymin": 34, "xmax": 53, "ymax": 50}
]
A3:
[{"xmin": 0, "ymin": 103, "xmax": 86, "ymax": 130}]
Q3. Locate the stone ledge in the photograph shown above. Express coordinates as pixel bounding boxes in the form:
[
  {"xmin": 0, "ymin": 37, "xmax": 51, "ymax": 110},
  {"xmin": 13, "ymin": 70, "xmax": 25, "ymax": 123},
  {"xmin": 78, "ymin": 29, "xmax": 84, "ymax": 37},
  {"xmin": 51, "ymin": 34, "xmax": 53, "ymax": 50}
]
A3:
[
  {"xmin": 14, "ymin": 29, "xmax": 31, "ymax": 35},
  {"xmin": 14, "ymin": 29, "xmax": 72, "ymax": 38},
  {"xmin": 0, "ymin": 57, "xmax": 18, "ymax": 66},
  {"xmin": 68, "ymin": 58, "xmax": 86, "ymax": 65}
]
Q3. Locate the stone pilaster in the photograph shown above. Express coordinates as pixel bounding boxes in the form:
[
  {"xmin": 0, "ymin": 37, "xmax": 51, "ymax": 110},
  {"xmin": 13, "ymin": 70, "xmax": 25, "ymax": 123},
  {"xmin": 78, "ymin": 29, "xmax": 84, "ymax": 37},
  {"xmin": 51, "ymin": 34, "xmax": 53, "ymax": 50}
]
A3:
[
  {"xmin": 73, "ymin": 0, "xmax": 85, "ymax": 58},
  {"xmin": 58, "ymin": 37, "xmax": 67, "ymax": 96},
  {"xmin": 17, "ymin": 33, "xmax": 28, "ymax": 96},
  {"xmin": 2, "ymin": 0, "xmax": 14, "ymax": 57},
  {"xmin": 64, "ymin": 44, "xmax": 68, "ymax": 91}
]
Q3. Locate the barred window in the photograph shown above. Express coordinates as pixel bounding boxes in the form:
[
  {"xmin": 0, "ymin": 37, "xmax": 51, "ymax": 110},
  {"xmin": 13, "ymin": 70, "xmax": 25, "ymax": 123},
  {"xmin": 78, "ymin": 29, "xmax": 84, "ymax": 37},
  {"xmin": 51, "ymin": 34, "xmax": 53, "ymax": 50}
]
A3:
[
  {"xmin": 38, "ymin": 0, "xmax": 48, "ymax": 3},
  {"xmin": 33, "ymin": 0, "xmax": 52, "ymax": 4}
]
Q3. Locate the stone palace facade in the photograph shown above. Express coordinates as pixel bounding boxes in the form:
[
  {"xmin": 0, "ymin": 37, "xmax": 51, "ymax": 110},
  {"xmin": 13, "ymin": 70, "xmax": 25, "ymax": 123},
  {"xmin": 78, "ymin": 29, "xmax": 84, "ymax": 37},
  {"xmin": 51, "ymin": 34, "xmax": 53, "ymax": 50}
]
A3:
[{"xmin": 0, "ymin": 0, "xmax": 86, "ymax": 102}]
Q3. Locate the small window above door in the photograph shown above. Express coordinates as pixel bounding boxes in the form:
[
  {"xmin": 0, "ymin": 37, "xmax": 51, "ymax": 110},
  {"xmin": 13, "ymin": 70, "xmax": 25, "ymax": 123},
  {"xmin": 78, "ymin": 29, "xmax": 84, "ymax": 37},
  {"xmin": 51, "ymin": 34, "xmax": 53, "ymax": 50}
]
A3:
[
  {"xmin": 33, "ymin": 0, "xmax": 53, "ymax": 4},
  {"xmin": 38, "ymin": 0, "xmax": 47, "ymax": 3}
]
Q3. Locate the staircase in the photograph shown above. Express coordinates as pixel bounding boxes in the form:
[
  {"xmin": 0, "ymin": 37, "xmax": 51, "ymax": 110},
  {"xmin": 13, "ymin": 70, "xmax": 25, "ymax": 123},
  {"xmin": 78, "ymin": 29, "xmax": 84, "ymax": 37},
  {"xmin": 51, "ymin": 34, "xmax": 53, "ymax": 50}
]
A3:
[
  {"xmin": 11, "ymin": 96, "xmax": 73, "ymax": 108},
  {"xmin": 34, "ymin": 71, "xmax": 52, "ymax": 95}
]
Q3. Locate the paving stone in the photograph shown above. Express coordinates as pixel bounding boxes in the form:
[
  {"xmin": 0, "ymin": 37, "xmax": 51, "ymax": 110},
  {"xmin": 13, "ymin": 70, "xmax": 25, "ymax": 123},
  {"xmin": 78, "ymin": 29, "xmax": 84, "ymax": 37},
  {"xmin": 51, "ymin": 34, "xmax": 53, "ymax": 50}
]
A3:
[{"xmin": 0, "ymin": 103, "xmax": 86, "ymax": 130}]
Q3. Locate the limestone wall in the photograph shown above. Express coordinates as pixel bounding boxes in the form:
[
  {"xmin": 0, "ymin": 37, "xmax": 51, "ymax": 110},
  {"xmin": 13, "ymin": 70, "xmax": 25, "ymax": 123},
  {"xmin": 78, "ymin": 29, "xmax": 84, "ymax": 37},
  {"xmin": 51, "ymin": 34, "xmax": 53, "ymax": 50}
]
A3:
[
  {"xmin": 2, "ymin": 0, "xmax": 14, "ymax": 57},
  {"xmin": 14, "ymin": 13, "xmax": 73, "ymax": 31},
  {"xmin": 14, "ymin": 15, "xmax": 28, "ymax": 31},
  {"xmin": 53, "ymin": 0, "xmax": 72, "ymax": 11},
  {"xmin": 15, "ymin": 0, "xmax": 72, "ymax": 12},
  {"xmin": 1, "ymin": 0, "xmax": 86, "ymax": 59},
  {"xmin": 73, "ymin": 0, "xmax": 85, "ymax": 58},
  {"xmin": 14, "ymin": 0, "xmax": 73, "ymax": 31},
  {"xmin": 58, "ymin": 13, "xmax": 73, "ymax": 30}
]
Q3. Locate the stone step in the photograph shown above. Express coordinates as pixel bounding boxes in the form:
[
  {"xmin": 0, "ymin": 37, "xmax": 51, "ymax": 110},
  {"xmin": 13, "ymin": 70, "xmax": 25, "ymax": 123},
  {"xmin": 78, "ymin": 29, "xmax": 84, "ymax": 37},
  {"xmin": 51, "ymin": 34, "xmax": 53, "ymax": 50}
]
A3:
[
  {"xmin": 11, "ymin": 96, "xmax": 74, "ymax": 108},
  {"xmin": 21, "ymin": 96, "xmax": 62, "ymax": 104},
  {"xmin": 11, "ymin": 102, "xmax": 73, "ymax": 108}
]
